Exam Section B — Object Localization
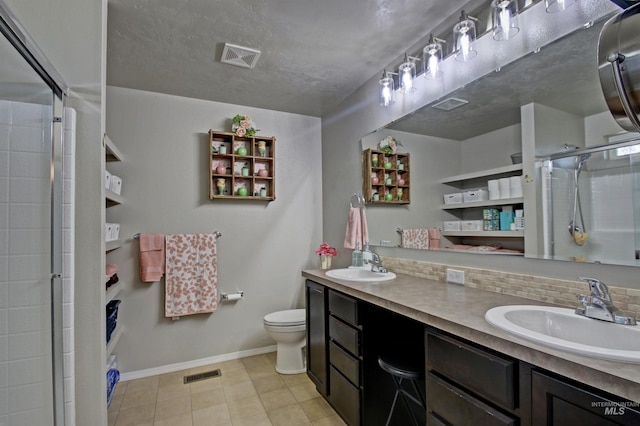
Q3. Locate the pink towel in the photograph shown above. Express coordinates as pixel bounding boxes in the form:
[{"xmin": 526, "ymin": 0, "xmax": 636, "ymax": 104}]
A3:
[
  {"xmin": 165, "ymin": 233, "xmax": 218, "ymax": 317},
  {"xmin": 428, "ymin": 228, "xmax": 441, "ymax": 250},
  {"xmin": 344, "ymin": 207, "xmax": 369, "ymax": 250},
  {"xmin": 400, "ymin": 229, "xmax": 430, "ymax": 250},
  {"xmin": 139, "ymin": 234, "xmax": 165, "ymax": 282}
]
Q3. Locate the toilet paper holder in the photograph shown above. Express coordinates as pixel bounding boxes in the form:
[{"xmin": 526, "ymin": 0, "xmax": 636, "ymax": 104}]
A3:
[{"xmin": 221, "ymin": 291, "xmax": 244, "ymax": 301}]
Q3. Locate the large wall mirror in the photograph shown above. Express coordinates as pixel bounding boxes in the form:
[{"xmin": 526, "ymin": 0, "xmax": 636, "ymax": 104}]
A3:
[{"xmin": 360, "ymin": 3, "xmax": 640, "ymax": 267}]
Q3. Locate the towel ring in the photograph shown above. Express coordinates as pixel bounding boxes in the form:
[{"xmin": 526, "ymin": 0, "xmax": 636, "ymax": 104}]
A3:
[{"xmin": 350, "ymin": 192, "xmax": 365, "ymax": 209}]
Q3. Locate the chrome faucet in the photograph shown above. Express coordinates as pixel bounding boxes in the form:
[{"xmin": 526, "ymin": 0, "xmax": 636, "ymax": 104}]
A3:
[
  {"xmin": 365, "ymin": 252, "xmax": 387, "ymax": 273},
  {"xmin": 575, "ymin": 277, "xmax": 636, "ymax": 325}
]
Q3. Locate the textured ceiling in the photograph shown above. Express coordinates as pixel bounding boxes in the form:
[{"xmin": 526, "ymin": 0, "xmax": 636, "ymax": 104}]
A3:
[{"xmin": 106, "ymin": 0, "xmax": 487, "ymax": 117}]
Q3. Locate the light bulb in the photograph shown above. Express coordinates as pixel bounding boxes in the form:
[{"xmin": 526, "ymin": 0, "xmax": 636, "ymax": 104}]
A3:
[
  {"xmin": 454, "ymin": 12, "xmax": 477, "ymax": 62},
  {"xmin": 493, "ymin": 0, "xmax": 519, "ymax": 41},
  {"xmin": 545, "ymin": 0, "xmax": 576, "ymax": 13},
  {"xmin": 378, "ymin": 71, "xmax": 395, "ymax": 107},
  {"xmin": 381, "ymin": 84, "xmax": 391, "ymax": 106},
  {"xmin": 423, "ymin": 35, "xmax": 444, "ymax": 80},
  {"xmin": 428, "ymin": 54, "xmax": 439, "ymax": 79},
  {"xmin": 401, "ymin": 69, "xmax": 413, "ymax": 91},
  {"xmin": 499, "ymin": 7, "xmax": 511, "ymax": 32}
]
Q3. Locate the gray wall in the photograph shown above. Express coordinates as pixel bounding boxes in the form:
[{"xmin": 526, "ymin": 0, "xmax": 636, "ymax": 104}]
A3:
[
  {"xmin": 105, "ymin": 86, "xmax": 323, "ymax": 373},
  {"xmin": 4, "ymin": 0, "xmax": 106, "ymax": 424}
]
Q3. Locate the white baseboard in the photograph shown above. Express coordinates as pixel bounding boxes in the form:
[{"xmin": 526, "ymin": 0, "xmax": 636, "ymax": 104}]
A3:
[{"xmin": 119, "ymin": 345, "xmax": 277, "ymax": 382}]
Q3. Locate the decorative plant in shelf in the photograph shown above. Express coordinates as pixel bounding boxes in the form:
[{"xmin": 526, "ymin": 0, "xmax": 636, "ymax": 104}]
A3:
[
  {"xmin": 232, "ymin": 114, "xmax": 259, "ymax": 137},
  {"xmin": 378, "ymin": 135, "xmax": 403, "ymax": 154}
]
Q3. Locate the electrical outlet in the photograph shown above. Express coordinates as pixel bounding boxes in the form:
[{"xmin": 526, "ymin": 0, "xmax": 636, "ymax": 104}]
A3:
[{"xmin": 446, "ymin": 268, "xmax": 465, "ymax": 285}]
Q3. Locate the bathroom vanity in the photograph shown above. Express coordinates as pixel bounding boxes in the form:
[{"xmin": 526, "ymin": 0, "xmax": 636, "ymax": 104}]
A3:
[{"xmin": 303, "ymin": 270, "xmax": 640, "ymax": 426}]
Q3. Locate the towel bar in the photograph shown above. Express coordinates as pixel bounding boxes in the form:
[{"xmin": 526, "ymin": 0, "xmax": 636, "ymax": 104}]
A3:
[{"xmin": 133, "ymin": 231, "xmax": 222, "ymax": 239}]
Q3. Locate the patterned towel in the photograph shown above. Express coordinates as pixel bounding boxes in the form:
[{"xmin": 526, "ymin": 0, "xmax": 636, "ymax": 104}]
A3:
[
  {"xmin": 165, "ymin": 233, "xmax": 218, "ymax": 317},
  {"xmin": 400, "ymin": 229, "xmax": 430, "ymax": 250}
]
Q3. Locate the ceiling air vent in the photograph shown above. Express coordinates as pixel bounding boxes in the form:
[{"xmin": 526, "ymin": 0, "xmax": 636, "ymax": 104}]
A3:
[
  {"xmin": 432, "ymin": 97, "xmax": 469, "ymax": 111},
  {"xmin": 221, "ymin": 43, "xmax": 261, "ymax": 69}
]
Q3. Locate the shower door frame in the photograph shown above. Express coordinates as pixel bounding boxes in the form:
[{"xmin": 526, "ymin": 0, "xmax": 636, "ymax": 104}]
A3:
[{"xmin": 0, "ymin": 2, "xmax": 69, "ymax": 425}]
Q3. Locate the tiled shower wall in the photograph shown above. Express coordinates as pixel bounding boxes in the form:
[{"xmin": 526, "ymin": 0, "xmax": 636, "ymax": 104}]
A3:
[
  {"xmin": 62, "ymin": 107, "xmax": 76, "ymax": 426},
  {"xmin": 0, "ymin": 100, "xmax": 75, "ymax": 425}
]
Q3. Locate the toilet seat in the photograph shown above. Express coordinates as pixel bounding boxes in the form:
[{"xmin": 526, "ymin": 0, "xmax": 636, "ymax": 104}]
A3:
[{"xmin": 264, "ymin": 309, "xmax": 306, "ymax": 327}]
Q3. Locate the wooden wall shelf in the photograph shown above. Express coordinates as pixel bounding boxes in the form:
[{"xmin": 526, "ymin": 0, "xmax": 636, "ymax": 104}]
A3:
[
  {"xmin": 362, "ymin": 148, "xmax": 410, "ymax": 204},
  {"xmin": 209, "ymin": 130, "xmax": 276, "ymax": 201}
]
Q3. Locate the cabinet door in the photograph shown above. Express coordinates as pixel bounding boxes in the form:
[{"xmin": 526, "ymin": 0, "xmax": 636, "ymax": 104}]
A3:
[
  {"xmin": 427, "ymin": 372, "xmax": 518, "ymax": 426},
  {"xmin": 532, "ymin": 371, "xmax": 640, "ymax": 425},
  {"xmin": 306, "ymin": 280, "xmax": 328, "ymax": 396},
  {"xmin": 329, "ymin": 366, "xmax": 361, "ymax": 426}
]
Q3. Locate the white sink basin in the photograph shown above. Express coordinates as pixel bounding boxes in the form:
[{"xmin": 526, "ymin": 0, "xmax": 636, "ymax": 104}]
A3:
[
  {"xmin": 325, "ymin": 268, "xmax": 396, "ymax": 283},
  {"xmin": 485, "ymin": 305, "xmax": 640, "ymax": 363}
]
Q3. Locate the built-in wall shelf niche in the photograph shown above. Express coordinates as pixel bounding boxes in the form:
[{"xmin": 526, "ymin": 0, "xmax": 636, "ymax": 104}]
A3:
[
  {"xmin": 362, "ymin": 148, "xmax": 410, "ymax": 204},
  {"xmin": 209, "ymin": 130, "xmax": 276, "ymax": 201}
]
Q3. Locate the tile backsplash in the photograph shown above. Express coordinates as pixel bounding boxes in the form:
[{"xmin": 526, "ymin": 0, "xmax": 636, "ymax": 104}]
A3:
[{"xmin": 382, "ymin": 256, "xmax": 640, "ymax": 318}]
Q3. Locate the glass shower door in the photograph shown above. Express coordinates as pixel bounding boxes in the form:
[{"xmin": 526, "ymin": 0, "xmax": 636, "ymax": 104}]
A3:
[{"xmin": 0, "ymin": 9, "xmax": 65, "ymax": 426}]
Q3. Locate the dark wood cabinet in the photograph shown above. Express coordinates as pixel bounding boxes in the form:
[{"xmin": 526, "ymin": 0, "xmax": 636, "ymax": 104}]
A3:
[
  {"xmin": 328, "ymin": 289, "xmax": 363, "ymax": 426},
  {"xmin": 306, "ymin": 281, "xmax": 638, "ymax": 426},
  {"xmin": 425, "ymin": 327, "xmax": 531, "ymax": 426},
  {"xmin": 306, "ymin": 280, "xmax": 328, "ymax": 396},
  {"xmin": 532, "ymin": 370, "xmax": 640, "ymax": 425}
]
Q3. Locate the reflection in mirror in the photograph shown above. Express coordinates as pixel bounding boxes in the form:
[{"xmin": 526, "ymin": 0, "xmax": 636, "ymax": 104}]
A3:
[
  {"xmin": 359, "ymin": 8, "xmax": 640, "ymax": 267},
  {"xmin": 539, "ymin": 139, "xmax": 640, "ymax": 266}
]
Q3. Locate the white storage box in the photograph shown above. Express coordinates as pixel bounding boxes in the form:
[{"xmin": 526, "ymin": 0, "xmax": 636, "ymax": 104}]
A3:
[
  {"xmin": 110, "ymin": 175, "xmax": 122, "ymax": 195},
  {"xmin": 105, "ymin": 223, "xmax": 120, "ymax": 242},
  {"xmin": 443, "ymin": 221, "xmax": 461, "ymax": 231},
  {"xmin": 112, "ymin": 223, "xmax": 120, "ymax": 241},
  {"xmin": 443, "ymin": 192, "xmax": 463, "ymax": 204},
  {"xmin": 463, "ymin": 189, "xmax": 489, "ymax": 203},
  {"xmin": 461, "ymin": 220, "xmax": 483, "ymax": 231},
  {"xmin": 105, "ymin": 223, "xmax": 114, "ymax": 242},
  {"xmin": 105, "ymin": 170, "xmax": 112, "ymax": 190}
]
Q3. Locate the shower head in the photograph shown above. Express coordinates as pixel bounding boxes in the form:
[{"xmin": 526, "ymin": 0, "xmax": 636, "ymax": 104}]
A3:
[{"xmin": 576, "ymin": 153, "xmax": 591, "ymax": 172}]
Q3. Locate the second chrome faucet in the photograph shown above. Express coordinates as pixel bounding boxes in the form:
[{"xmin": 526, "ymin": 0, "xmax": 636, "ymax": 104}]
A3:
[{"xmin": 575, "ymin": 277, "xmax": 636, "ymax": 325}]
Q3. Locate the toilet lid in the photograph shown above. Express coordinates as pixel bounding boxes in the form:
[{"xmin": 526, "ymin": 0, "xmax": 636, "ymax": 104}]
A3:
[{"xmin": 264, "ymin": 309, "xmax": 306, "ymax": 326}]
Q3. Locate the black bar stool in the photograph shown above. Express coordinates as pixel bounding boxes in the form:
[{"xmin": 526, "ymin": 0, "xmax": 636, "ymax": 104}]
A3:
[{"xmin": 378, "ymin": 354, "xmax": 426, "ymax": 426}]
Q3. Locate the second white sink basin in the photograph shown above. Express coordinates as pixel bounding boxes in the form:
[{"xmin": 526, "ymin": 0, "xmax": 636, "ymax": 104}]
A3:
[
  {"xmin": 325, "ymin": 268, "xmax": 396, "ymax": 283},
  {"xmin": 485, "ymin": 305, "xmax": 640, "ymax": 363}
]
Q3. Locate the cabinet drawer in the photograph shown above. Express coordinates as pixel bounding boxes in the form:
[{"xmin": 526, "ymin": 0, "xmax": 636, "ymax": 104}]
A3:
[
  {"xmin": 427, "ymin": 331, "xmax": 516, "ymax": 409},
  {"xmin": 330, "ymin": 341, "xmax": 361, "ymax": 386},
  {"xmin": 328, "ymin": 290, "xmax": 359, "ymax": 326},
  {"xmin": 329, "ymin": 366, "xmax": 361, "ymax": 426},
  {"xmin": 427, "ymin": 372, "xmax": 518, "ymax": 426},
  {"xmin": 329, "ymin": 316, "xmax": 360, "ymax": 355}
]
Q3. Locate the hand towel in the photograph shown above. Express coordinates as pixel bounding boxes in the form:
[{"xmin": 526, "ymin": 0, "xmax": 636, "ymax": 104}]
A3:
[
  {"xmin": 165, "ymin": 233, "xmax": 218, "ymax": 317},
  {"xmin": 343, "ymin": 207, "xmax": 369, "ymax": 250},
  {"xmin": 139, "ymin": 234, "xmax": 165, "ymax": 282},
  {"xmin": 400, "ymin": 229, "xmax": 430, "ymax": 250},
  {"xmin": 428, "ymin": 228, "xmax": 441, "ymax": 250}
]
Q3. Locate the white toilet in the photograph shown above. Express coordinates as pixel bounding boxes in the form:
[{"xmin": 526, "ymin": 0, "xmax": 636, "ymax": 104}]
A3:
[{"xmin": 263, "ymin": 309, "xmax": 307, "ymax": 374}]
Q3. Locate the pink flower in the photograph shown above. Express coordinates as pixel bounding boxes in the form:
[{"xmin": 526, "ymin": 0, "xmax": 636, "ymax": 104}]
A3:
[
  {"xmin": 235, "ymin": 127, "xmax": 246, "ymax": 137},
  {"xmin": 240, "ymin": 119, "xmax": 251, "ymax": 128},
  {"xmin": 315, "ymin": 242, "xmax": 337, "ymax": 256}
]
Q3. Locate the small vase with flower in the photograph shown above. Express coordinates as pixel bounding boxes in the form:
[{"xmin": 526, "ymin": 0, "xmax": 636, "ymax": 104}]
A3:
[{"xmin": 315, "ymin": 243, "xmax": 337, "ymax": 269}]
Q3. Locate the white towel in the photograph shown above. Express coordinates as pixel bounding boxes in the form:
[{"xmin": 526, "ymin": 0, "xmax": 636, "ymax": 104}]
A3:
[
  {"xmin": 343, "ymin": 207, "xmax": 369, "ymax": 250},
  {"xmin": 164, "ymin": 233, "xmax": 218, "ymax": 317}
]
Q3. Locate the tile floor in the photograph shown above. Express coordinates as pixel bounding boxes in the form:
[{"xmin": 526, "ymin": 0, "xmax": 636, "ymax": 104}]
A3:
[{"xmin": 107, "ymin": 352, "xmax": 346, "ymax": 426}]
